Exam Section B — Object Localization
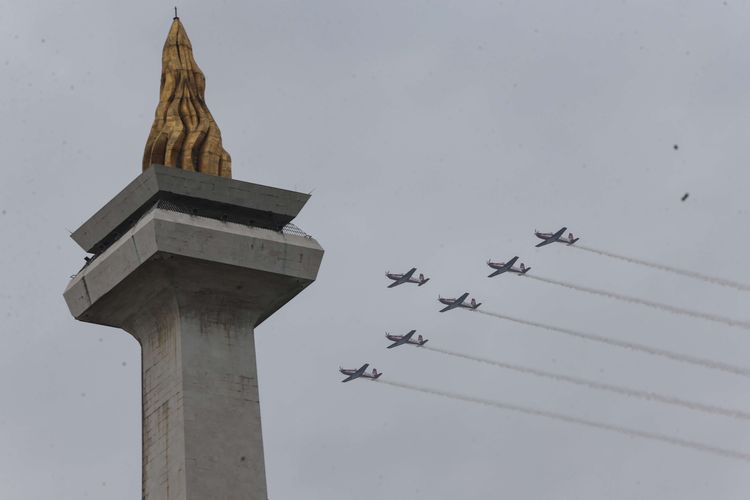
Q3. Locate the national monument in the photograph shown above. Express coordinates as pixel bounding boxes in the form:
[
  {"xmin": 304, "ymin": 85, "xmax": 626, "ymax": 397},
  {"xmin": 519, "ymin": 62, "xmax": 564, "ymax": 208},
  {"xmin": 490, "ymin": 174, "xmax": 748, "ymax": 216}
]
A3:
[{"xmin": 63, "ymin": 16, "xmax": 324, "ymax": 499}]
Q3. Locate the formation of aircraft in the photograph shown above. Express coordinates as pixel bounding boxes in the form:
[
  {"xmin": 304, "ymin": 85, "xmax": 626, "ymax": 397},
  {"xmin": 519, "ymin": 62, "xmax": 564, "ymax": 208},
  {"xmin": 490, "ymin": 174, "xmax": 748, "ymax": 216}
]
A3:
[
  {"xmin": 385, "ymin": 330, "xmax": 429, "ymax": 348},
  {"xmin": 342, "ymin": 227, "xmax": 578, "ymax": 381},
  {"xmin": 340, "ymin": 363, "xmax": 382, "ymax": 382},
  {"xmin": 535, "ymin": 227, "xmax": 579, "ymax": 247},
  {"xmin": 438, "ymin": 293, "xmax": 481, "ymax": 312},
  {"xmin": 487, "ymin": 256, "xmax": 531, "ymax": 277},
  {"xmin": 385, "ymin": 267, "xmax": 430, "ymax": 288}
]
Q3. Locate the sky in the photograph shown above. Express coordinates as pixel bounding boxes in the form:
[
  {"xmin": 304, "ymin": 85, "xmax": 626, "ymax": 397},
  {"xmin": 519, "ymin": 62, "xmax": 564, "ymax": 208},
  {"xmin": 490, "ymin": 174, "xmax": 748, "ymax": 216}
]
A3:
[{"xmin": 2, "ymin": 0, "xmax": 750, "ymax": 498}]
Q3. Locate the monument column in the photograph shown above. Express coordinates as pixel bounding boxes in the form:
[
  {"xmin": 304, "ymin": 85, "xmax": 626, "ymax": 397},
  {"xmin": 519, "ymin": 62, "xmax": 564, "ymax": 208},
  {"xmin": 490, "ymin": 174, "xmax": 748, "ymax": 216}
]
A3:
[{"xmin": 63, "ymin": 17, "xmax": 323, "ymax": 500}]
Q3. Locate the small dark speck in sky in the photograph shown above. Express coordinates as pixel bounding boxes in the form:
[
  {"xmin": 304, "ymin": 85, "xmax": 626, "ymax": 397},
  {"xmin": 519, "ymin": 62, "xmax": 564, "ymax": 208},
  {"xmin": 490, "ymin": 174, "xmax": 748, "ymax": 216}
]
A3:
[
  {"xmin": 681, "ymin": 193, "xmax": 689, "ymax": 201},
  {"xmin": 1, "ymin": 210, "xmax": 5, "ymax": 215},
  {"xmin": 673, "ymin": 144, "xmax": 679, "ymax": 150},
  {"xmin": 41, "ymin": 38, "xmax": 45, "ymax": 43},
  {"xmin": 121, "ymin": 361, "xmax": 127, "ymax": 366}
]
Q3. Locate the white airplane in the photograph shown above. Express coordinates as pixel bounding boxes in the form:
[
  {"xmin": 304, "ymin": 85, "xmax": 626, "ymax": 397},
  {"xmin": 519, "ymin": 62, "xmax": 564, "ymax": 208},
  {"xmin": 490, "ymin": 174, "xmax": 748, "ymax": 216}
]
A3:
[
  {"xmin": 339, "ymin": 363, "xmax": 382, "ymax": 383},
  {"xmin": 385, "ymin": 267, "xmax": 430, "ymax": 288},
  {"xmin": 438, "ymin": 293, "xmax": 481, "ymax": 312},
  {"xmin": 535, "ymin": 227, "xmax": 579, "ymax": 247},
  {"xmin": 487, "ymin": 256, "xmax": 531, "ymax": 277},
  {"xmin": 385, "ymin": 330, "xmax": 428, "ymax": 348}
]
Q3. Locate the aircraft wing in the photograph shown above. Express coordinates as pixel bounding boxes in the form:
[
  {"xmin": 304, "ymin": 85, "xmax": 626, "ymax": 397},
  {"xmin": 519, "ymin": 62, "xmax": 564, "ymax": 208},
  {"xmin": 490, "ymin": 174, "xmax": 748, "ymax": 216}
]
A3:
[
  {"xmin": 535, "ymin": 227, "xmax": 566, "ymax": 247},
  {"xmin": 401, "ymin": 330, "xmax": 416, "ymax": 342},
  {"xmin": 401, "ymin": 267, "xmax": 417, "ymax": 281},
  {"xmin": 535, "ymin": 236, "xmax": 555, "ymax": 248},
  {"xmin": 387, "ymin": 330, "xmax": 416, "ymax": 348},
  {"xmin": 387, "ymin": 268, "xmax": 417, "ymax": 288},
  {"xmin": 341, "ymin": 363, "xmax": 369, "ymax": 382},
  {"xmin": 440, "ymin": 293, "xmax": 469, "ymax": 312},
  {"xmin": 489, "ymin": 257, "xmax": 519, "ymax": 277}
]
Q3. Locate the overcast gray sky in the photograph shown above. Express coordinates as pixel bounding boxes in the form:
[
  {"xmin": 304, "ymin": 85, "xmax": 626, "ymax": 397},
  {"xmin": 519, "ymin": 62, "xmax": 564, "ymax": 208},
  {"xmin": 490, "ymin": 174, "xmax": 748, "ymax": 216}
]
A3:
[{"xmin": 2, "ymin": 0, "xmax": 750, "ymax": 498}]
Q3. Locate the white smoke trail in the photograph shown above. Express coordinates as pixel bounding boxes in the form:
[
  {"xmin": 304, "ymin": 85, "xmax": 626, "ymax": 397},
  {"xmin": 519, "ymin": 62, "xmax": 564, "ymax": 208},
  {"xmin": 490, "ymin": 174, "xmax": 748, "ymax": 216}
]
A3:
[
  {"xmin": 573, "ymin": 244, "xmax": 750, "ymax": 293},
  {"xmin": 424, "ymin": 345, "xmax": 750, "ymax": 421},
  {"xmin": 473, "ymin": 310, "xmax": 750, "ymax": 379},
  {"xmin": 377, "ymin": 379, "xmax": 750, "ymax": 463},
  {"xmin": 524, "ymin": 274, "xmax": 750, "ymax": 330}
]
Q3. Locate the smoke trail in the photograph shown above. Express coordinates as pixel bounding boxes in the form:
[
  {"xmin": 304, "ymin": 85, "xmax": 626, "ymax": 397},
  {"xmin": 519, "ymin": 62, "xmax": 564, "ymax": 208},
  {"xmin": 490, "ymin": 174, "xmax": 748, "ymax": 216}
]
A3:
[
  {"xmin": 377, "ymin": 379, "xmax": 750, "ymax": 463},
  {"xmin": 573, "ymin": 244, "xmax": 750, "ymax": 293},
  {"xmin": 473, "ymin": 310, "xmax": 750, "ymax": 379},
  {"xmin": 424, "ymin": 345, "xmax": 750, "ymax": 421},
  {"xmin": 524, "ymin": 274, "xmax": 750, "ymax": 331}
]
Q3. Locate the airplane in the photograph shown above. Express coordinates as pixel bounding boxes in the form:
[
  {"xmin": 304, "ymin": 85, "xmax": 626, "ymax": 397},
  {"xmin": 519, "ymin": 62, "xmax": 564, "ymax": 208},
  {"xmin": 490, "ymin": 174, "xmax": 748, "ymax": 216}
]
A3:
[
  {"xmin": 385, "ymin": 330, "xmax": 429, "ymax": 348},
  {"xmin": 385, "ymin": 267, "xmax": 430, "ymax": 288},
  {"xmin": 534, "ymin": 227, "xmax": 579, "ymax": 247},
  {"xmin": 438, "ymin": 292, "xmax": 481, "ymax": 312},
  {"xmin": 339, "ymin": 363, "xmax": 382, "ymax": 383},
  {"xmin": 487, "ymin": 256, "xmax": 531, "ymax": 277}
]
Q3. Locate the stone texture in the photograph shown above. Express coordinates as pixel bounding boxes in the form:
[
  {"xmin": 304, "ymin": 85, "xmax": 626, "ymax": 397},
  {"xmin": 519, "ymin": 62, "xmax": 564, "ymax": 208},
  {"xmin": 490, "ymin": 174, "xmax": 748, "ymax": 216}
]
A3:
[{"xmin": 126, "ymin": 291, "xmax": 266, "ymax": 499}]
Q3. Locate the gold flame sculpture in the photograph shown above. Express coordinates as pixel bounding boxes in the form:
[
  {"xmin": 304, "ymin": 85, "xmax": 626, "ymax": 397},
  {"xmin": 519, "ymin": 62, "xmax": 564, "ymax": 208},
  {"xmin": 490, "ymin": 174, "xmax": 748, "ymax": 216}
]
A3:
[{"xmin": 143, "ymin": 17, "xmax": 232, "ymax": 178}]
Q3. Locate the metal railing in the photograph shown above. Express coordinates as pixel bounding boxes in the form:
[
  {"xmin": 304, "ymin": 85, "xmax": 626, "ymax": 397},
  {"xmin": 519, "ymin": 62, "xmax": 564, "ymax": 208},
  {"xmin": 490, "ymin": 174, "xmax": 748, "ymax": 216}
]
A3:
[{"xmin": 155, "ymin": 199, "xmax": 311, "ymax": 237}]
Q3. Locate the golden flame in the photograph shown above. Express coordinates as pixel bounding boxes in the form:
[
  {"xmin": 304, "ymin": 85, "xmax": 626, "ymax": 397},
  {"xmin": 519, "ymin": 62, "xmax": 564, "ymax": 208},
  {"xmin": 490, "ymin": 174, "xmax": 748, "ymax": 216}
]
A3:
[{"xmin": 143, "ymin": 18, "xmax": 231, "ymax": 178}]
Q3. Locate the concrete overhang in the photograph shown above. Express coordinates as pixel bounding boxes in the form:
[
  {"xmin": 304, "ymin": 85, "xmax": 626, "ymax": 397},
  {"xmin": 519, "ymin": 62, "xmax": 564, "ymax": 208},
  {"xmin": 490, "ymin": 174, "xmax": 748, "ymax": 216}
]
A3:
[
  {"xmin": 71, "ymin": 165, "xmax": 311, "ymax": 254},
  {"xmin": 64, "ymin": 208, "xmax": 324, "ymax": 329}
]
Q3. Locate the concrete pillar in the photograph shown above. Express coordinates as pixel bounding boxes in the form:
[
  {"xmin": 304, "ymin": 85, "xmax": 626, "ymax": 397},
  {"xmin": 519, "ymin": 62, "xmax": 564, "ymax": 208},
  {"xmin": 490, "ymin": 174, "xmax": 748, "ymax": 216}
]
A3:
[
  {"xmin": 127, "ymin": 292, "xmax": 265, "ymax": 498},
  {"xmin": 63, "ymin": 166, "xmax": 324, "ymax": 500}
]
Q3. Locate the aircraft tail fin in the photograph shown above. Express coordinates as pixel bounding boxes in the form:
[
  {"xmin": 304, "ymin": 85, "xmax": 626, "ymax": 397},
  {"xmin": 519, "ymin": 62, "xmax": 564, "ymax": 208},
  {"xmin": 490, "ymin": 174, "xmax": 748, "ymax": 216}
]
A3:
[
  {"xmin": 372, "ymin": 369, "xmax": 382, "ymax": 379},
  {"xmin": 418, "ymin": 275, "xmax": 430, "ymax": 286}
]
